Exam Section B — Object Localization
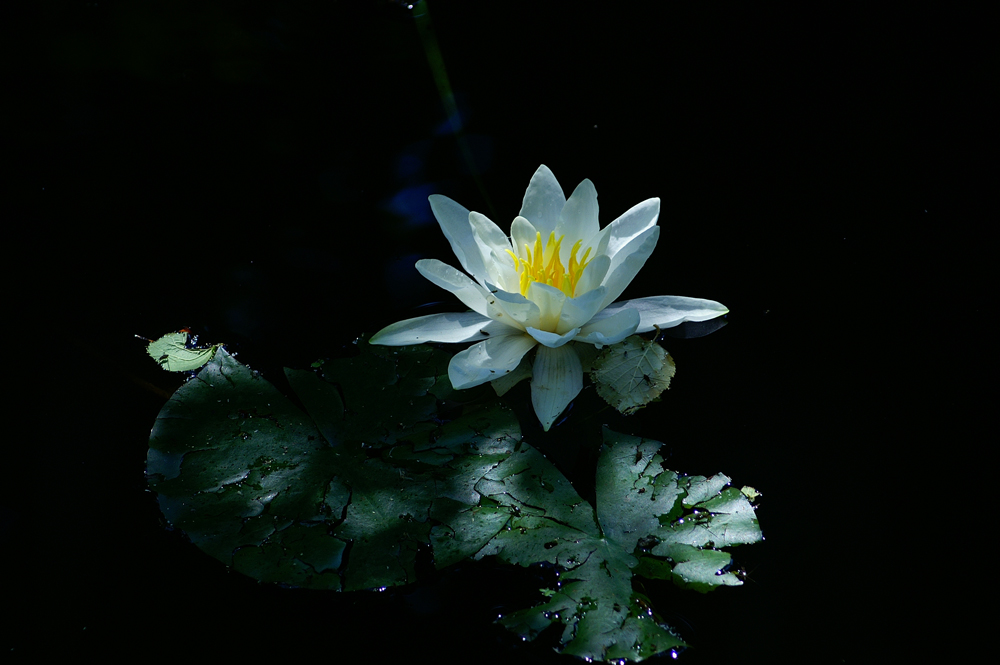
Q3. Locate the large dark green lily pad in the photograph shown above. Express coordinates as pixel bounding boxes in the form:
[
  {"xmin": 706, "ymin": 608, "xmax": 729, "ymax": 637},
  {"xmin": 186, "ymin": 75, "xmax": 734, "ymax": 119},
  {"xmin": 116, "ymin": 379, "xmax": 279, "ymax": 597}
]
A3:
[{"xmin": 147, "ymin": 338, "xmax": 521, "ymax": 592}]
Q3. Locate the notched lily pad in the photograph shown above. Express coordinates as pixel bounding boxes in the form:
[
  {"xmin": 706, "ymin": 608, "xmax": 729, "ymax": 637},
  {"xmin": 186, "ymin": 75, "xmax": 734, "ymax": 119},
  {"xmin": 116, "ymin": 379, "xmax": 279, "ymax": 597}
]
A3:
[
  {"xmin": 590, "ymin": 335, "xmax": 676, "ymax": 415},
  {"xmin": 486, "ymin": 428, "xmax": 762, "ymax": 661}
]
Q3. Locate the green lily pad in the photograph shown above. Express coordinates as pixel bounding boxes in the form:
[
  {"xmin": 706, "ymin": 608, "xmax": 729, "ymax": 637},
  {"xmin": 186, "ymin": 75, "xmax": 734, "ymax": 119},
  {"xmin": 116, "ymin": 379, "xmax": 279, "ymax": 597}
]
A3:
[
  {"xmin": 145, "ymin": 330, "xmax": 220, "ymax": 372},
  {"xmin": 146, "ymin": 338, "xmax": 762, "ymax": 662},
  {"xmin": 590, "ymin": 335, "xmax": 676, "ymax": 415},
  {"xmin": 484, "ymin": 428, "xmax": 761, "ymax": 661},
  {"xmin": 147, "ymin": 338, "xmax": 522, "ymax": 592}
]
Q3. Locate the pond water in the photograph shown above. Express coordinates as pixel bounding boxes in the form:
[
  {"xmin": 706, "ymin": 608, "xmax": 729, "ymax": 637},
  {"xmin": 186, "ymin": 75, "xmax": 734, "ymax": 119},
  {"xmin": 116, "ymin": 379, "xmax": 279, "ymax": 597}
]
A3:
[{"xmin": 13, "ymin": 2, "xmax": 971, "ymax": 663}]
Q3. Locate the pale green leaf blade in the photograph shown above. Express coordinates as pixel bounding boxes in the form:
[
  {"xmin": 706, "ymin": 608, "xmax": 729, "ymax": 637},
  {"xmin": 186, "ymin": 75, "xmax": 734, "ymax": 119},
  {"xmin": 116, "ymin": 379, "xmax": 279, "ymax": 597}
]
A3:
[
  {"xmin": 590, "ymin": 335, "xmax": 676, "ymax": 415},
  {"xmin": 145, "ymin": 331, "xmax": 220, "ymax": 372},
  {"xmin": 595, "ymin": 428, "xmax": 683, "ymax": 553}
]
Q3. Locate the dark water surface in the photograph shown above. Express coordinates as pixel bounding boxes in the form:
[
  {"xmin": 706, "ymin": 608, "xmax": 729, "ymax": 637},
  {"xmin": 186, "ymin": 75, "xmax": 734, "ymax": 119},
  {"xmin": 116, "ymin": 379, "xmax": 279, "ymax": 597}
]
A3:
[{"xmin": 10, "ymin": 2, "xmax": 986, "ymax": 663}]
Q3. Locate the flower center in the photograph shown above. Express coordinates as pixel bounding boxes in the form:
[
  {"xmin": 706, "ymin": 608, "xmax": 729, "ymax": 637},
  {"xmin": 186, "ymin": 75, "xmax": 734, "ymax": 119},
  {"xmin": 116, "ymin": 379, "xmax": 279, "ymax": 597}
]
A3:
[{"xmin": 506, "ymin": 231, "xmax": 593, "ymax": 298}]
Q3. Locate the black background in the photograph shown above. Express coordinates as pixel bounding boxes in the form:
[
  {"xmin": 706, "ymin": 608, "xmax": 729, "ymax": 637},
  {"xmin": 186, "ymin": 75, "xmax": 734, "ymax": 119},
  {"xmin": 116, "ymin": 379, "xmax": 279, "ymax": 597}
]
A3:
[{"xmin": 7, "ymin": 1, "xmax": 988, "ymax": 662}]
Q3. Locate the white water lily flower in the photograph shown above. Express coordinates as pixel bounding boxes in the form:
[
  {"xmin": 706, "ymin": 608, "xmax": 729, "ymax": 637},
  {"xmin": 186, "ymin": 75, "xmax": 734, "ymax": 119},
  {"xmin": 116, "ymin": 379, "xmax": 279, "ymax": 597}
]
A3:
[{"xmin": 370, "ymin": 165, "xmax": 728, "ymax": 430}]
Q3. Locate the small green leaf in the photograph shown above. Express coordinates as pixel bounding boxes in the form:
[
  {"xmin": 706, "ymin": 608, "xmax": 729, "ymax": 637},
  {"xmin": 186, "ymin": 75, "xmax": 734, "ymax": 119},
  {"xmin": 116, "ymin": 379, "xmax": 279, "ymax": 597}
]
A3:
[
  {"xmin": 590, "ymin": 335, "xmax": 676, "ymax": 415},
  {"xmin": 145, "ymin": 331, "xmax": 220, "ymax": 372}
]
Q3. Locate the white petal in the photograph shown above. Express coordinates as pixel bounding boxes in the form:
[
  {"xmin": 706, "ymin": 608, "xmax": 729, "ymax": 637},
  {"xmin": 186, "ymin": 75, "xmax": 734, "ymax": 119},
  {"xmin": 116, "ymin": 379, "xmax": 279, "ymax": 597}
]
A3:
[
  {"xmin": 574, "ymin": 253, "xmax": 610, "ymax": 297},
  {"xmin": 557, "ymin": 178, "xmax": 600, "ymax": 253},
  {"xmin": 557, "ymin": 285, "xmax": 607, "ymax": 333},
  {"xmin": 468, "ymin": 211, "xmax": 517, "ymax": 288},
  {"xmin": 429, "ymin": 194, "xmax": 489, "ymax": 283},
  {"xmin": 530, "ymin": 344, "xmax": 583, "ymax": 431},
  {"xmin": 586, "ymin": 197, "xmax": 660, "ymax": 260},
  {"xmin": 370, "ymin": 311, "xmax": 510, "ymax": 346},
  {"xmin": 599, "ymin": 226, "xmax": 660, "ymax": 310},
  {"xmin": 526, "ymin": 326, "xmax": 580, "ymax": 348},
  {"xmin": 448, "ymin": 333, "xmax": 538, "ymax": 389},
  {"xmin": 510, "ymin": 215, "xmax": 538, "ymax": 261},
  {"xmin": 490, "ymin": 355, "xmax": 532, "ymax": 396},
  {"xmin": 525, "ymin": 281, "xmax": 566, "ymax": 332},
  {"xmin": 468, "ymin": 211, "xmax": 511, "ymax": 255},
  {"xmin": 484, "ymin": 286, "xmax": 542, "ymax": 331},
  {"xmin": 415, "ymin": 259, "xmax": 490, "ymax": 316},
  {"xmin": 595, "ymin": 296, "xmax": 729, "ymax": 332},
  {"xmin": 519, "ymin": 165, "xmax": 565, "ymax": 239},
  {"xmin": 576, "ymin": 307, "xmax": 641, "ymax": 347}
]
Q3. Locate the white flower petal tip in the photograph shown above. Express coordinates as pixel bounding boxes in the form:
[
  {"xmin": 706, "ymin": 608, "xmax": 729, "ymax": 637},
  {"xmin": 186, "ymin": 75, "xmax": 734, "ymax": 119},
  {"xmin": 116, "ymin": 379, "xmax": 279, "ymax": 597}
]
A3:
[
  {"xmin": 370, "ymin": 311, "xmax": 504, "ymax": 346},
  {"xmin": 593, "ymin": 296, "xmax": 729, "ymax": 333},
  {"xmin": 531, "ymin": 345, "xmax": 583, "ymax": 431},
  {"xmin": 448, "ymin": 334, "xmax": 538, "ymax": 390},
  {"xmin": 526, "ymin": 326, "xmax": 581, "ymax": 348},
  {"xmin": 370, "ymin": 166, "xmax": 727, "ymax": 428}
]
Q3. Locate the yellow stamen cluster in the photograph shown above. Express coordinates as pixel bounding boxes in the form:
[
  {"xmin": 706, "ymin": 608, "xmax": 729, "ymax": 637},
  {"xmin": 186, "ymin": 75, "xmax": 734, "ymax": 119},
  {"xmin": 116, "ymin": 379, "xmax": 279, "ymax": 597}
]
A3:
[{"xmin": 506, "ymin": 231, "xmax": 593, "ymax": 298}]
